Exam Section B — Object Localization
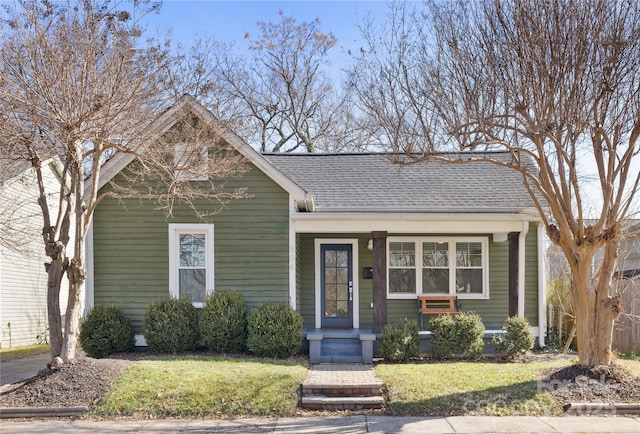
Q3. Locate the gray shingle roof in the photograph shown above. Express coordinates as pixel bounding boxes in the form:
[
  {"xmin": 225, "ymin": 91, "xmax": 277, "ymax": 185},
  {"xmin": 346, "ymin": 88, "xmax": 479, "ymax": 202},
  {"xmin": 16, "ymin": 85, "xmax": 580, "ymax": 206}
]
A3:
[{"xmin": 263, "ymin": 153, "xmax": 537, "ymax": 213}]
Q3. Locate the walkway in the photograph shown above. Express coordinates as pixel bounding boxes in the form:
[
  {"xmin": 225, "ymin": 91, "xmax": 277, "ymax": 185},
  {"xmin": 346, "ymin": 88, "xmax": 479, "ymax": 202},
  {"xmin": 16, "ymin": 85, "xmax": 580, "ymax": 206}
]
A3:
[
  {"xmin": 301, "ymin": 363, "xmax": 384, "ymax": 409},
  {"xmin": 303, "ymin": 363, "xmax": 383, "ymax": 389}
]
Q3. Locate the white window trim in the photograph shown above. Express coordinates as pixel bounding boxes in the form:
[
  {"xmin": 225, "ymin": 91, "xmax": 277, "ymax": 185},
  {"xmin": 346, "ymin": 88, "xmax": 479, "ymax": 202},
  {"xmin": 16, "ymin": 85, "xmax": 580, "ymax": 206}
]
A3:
[
  {"xmin": 168, "ymin": 223, "xmax": 215, "ymax": 308},
  {"xmin": 387, "ymin": 236, "xmax": 490, "ymax": 300}
]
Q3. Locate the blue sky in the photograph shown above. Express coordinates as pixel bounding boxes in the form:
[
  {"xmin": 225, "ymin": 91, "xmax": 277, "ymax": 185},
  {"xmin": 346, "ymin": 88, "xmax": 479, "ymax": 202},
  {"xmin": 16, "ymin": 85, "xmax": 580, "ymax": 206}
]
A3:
[{"xmin": 143, "ymin": 0, "xmax": 392, "ymax": 80}]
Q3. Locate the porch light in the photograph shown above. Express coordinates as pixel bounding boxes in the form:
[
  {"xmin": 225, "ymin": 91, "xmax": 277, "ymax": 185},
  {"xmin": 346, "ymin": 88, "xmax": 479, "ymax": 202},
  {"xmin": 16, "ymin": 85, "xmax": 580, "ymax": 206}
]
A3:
[{"xmin": 367, "ymin": 239, "xmax": 373, "ymax": 250}]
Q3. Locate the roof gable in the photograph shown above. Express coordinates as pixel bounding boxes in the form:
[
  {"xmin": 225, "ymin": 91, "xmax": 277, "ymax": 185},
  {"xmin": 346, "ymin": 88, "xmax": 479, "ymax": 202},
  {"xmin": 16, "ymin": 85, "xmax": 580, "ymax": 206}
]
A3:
[{"xmin": 88, "ymin": 95, "xmax": 311, "ymax": 208}]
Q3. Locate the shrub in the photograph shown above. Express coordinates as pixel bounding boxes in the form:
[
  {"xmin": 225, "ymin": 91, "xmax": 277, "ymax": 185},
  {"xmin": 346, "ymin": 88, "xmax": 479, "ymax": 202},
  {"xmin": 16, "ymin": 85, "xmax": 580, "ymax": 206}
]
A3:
[
  {"xmin": 428, "ymin": 314, "xmax": 457, "ymax": 359},
  {"xmin": 142, "ymin": 297, "xmax": 199, "ymax": 353},
  {"xmin": 199, "ymin": 290, "xmax": 248, "ymax": 353},
  {"xmin": 247, "ymin": 302, "xmax": 303, "ymax": 358},
  {"xmin": 493, "ymin": 316, "xmax": 535, "ymax": 357},
  {"xmin": 79, "ymin": 305, "xmax": 134, "ymax": 358},
  {"xmin": 429, "ymin": 311, "xmax": 485, "ymax": 359},
  {"xmin": 455, "ymin": 311, "xmax": 485, "ymax": 357},
  {"xmin": 379, "ymin": 318, "xmax": 420, "ymax": 362}
]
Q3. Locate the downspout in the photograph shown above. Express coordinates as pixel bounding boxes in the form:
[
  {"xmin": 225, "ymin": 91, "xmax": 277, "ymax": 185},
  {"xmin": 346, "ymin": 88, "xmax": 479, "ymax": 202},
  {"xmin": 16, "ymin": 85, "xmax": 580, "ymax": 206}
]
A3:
[
  {"xmin": 537, "ymin": 223, "xmax": 547, "ymax": 347},
  {"xmin": 288, "ymin": 195, "xmax": 296, "ymax": 309},
  {"xmin": 518, "ymin": 221, "xmax": 529, "ymax": 317}
]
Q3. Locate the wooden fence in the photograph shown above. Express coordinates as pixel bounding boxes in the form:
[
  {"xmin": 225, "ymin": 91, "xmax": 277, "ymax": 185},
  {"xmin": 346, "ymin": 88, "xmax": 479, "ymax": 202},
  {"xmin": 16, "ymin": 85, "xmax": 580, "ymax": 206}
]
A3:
[
  {"xmin": 612, "ymin": 279, "xmax": 640, "ymax": 354},
  {"xmin": 547, "ymin": 279, "xmax": 639, "ymax": 354}
]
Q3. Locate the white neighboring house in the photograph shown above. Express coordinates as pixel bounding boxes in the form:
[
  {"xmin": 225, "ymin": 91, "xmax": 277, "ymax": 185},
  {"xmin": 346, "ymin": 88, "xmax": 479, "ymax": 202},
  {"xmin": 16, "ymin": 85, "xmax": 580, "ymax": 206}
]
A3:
[{"xmin": 0, "ymin": 157, "xmax": 72, "ymax": 348}]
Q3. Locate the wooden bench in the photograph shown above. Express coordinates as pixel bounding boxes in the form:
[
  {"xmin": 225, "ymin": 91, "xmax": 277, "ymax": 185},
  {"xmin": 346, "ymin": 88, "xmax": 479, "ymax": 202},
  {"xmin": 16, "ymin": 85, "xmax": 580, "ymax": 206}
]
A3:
[
  {"xmin": 417, "ymin": 295, "xmax": 460, "ymax": 329},
  {"xmin": 418, "ymin": 295, "xmax": 460, "ymax": 315}
]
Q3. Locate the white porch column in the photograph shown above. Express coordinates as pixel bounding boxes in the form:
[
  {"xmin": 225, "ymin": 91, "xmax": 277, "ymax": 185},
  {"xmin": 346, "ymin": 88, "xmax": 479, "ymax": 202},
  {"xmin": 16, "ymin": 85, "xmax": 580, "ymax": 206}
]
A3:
[{"xmin": 518, "ymin": 221, "xmax": 529, "ymax": 317}]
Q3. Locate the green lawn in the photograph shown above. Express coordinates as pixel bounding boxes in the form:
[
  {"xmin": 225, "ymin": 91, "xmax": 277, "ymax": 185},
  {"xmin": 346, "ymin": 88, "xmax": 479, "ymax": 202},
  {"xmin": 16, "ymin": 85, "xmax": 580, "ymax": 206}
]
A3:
[
  {"xmin": 96, "ymin": 355, "xmax": 577, "ymax": 418},
  {"xmin": 0, "ymin": 344, "xmax": 49, "ymax": 362},
  {"xmin": 375, "ymin": 359, "xmax": 572, "ymax": 416},
  {"xmin": 96, "ymin": 356, "xmax": 308, "ymax": 417}
]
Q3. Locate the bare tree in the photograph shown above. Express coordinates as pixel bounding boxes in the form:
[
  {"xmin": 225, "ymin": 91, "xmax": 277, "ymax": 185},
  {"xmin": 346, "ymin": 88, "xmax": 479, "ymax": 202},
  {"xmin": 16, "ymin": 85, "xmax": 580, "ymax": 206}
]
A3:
[
  {"xmin": 0, "ymin": 0, "xmax": 248, "ymax": 364},
  {"xmin": 174, "ymin": 11, "xmax": 344, "ymax": 153},
  {"xmin": 167, "ymin": 36, "xmax": 245, "ymax": 127},
  {"xmin": 352, "ymin": 0, "xmax": 640, "ymax": 366},
  {"xmin": 167, "ymin": 11, "xmax": 373, "ymax": 153}
]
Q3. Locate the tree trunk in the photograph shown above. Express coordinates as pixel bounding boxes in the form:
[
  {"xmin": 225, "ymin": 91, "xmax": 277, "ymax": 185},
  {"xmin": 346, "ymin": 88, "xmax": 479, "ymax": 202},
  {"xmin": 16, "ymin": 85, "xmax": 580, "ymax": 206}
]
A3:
[
  {"xmin": 60, "ymin": 259, "xmax": 84, "ymax": 363},
  {"xmin": 46, "ymin": 256, "xmax": 65, "ymax": 358},
  {"xmin": 571, "ymin": 243, "xmax": 619, "ymax": 367},
  {"xmin": 60, "ymin": 157, "xmax": 87, "ymax": 364}
]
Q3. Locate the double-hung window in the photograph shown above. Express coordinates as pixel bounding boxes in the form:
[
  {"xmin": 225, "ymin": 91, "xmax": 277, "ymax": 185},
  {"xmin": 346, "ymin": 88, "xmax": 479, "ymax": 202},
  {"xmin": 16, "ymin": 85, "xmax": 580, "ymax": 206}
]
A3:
[
  {"xmin": 388, "ymin": 237, "xmax": 489, "ymax": 299},
  {"xmin": 169, "ymin": 224, "xmax": 214, "ymax": 307},
  {"xmin": 388, "ymin": 242, "xmax": 417, "ymax": 293}
]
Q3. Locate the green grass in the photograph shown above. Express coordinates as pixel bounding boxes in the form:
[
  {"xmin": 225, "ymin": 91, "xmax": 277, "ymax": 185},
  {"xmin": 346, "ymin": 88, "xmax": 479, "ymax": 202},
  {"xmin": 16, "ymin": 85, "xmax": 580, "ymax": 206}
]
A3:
[
  {"xmin": 0, "ymin": 344, "xmax": 49, "ymax": 361},
  {"xmin": 620, "ymin": 352, "xmax": 640, "ymax": 361},
  {"xmin": 95, "ymin": 356, "xmax": 308, "ymax": 417},
  {"xmin": 375, "ymin": 359, "xmax": 572, "ymax": 416}
]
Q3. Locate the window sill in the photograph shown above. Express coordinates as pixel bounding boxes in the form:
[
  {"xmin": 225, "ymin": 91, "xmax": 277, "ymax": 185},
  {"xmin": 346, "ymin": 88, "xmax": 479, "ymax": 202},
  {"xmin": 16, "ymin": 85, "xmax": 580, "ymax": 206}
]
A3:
[{"xmin": 387, "ymin": 293, "xmax": 489, "ymax": 300}]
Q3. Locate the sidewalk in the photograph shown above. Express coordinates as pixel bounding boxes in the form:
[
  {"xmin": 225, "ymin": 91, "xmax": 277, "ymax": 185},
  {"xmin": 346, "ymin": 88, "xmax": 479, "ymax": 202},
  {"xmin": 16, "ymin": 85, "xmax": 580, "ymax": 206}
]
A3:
[{"xmin": 0, "ymin": 415, "xmax": 639, "ymax": 433}]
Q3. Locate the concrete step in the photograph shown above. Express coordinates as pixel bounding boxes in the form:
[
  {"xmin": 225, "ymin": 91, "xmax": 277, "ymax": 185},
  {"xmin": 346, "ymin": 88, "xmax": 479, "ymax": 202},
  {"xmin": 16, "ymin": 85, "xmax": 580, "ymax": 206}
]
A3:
[
  {"xmin": 319, "ymin": 338, "xmax": 362, "ymax": 363},
  {"xmin": 300, "ymin": 395, "xmax": 384, "ymax": 410},
  {"xmin": 321, "ymin": 338, "xmax": 361, "ymax": 355}
]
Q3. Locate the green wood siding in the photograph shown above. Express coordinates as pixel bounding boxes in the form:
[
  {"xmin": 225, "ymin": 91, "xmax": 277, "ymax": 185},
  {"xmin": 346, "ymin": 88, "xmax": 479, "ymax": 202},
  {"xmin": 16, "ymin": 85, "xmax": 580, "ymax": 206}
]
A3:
[
  {"xmin": 93, "ymin": 162, "xmax": 290, "ymax": 333},
  {"xmin": 299, "ymin": 229, "xmax": 539, "ymax": 331},
  {"xmin": 297, "ymin": 234, "xmax": 315, "ymax": 329}
]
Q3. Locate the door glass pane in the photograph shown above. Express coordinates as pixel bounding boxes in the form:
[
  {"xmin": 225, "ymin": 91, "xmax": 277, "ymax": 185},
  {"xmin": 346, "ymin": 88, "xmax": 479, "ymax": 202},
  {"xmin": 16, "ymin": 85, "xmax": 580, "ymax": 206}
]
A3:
[
  {"xmin": 325, "ymin": 283, "xmax": 337, "ymax": 300},
  {"xmin": 325, "ymin": 250, "xmax": 337, "ymax": 267},
  {"xmin": 325, "ymin": 301, "xmax": 337, "ymax": 317},
  {"xmin": 336, "ymin": 282, "xmax": 348, "ymax": 301},
  {"xmin": 336, "ymin": 268, "xmax": 348, "ymax": 284},
  {"xmin": 336, "ymin": 250, "xmax": 348, "ymax": 267},
  {"xmin": 336, "ymin": 300, "xmax": 348, "ymax": 316},
  {"xmin": 325, "ymin": 267, "xmax": 337, "ymax": 284}
]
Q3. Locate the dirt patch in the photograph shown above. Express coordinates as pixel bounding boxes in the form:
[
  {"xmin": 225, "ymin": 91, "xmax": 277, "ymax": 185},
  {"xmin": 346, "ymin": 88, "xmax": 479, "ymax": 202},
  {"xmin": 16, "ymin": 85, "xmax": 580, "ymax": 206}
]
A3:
[
  {"xmin": 541, "ymin": 363, "xmax": 640, "ymax": 406},
  {"xmin": 0, "ymin": 354, "xmax": 137, "ymax": 410}
]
